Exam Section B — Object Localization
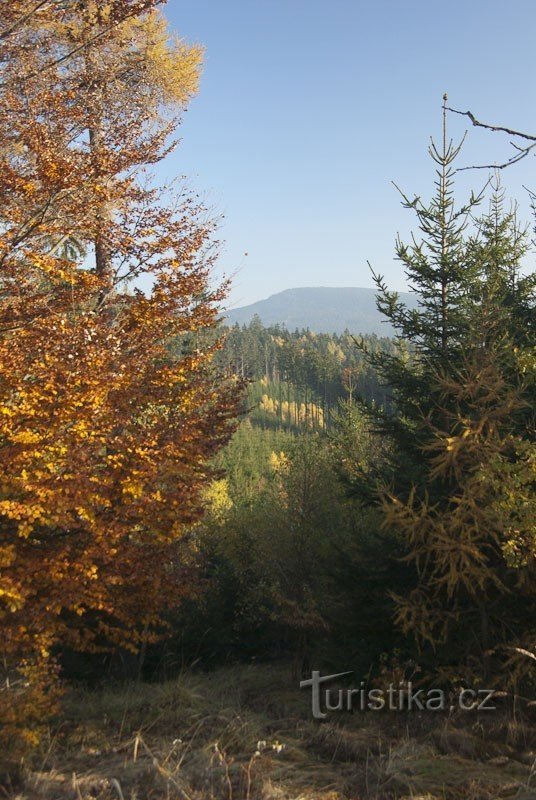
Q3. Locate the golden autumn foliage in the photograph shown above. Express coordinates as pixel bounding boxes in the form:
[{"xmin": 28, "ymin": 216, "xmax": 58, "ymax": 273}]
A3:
[
  {"xmin": 0, "ymin": 0, "xmax": 240, "ymax": 756},
  {"xmin": 385, "ymin": 344, "xmax": 536, "ymax": 680},
  {"xmin": 260, "ymin": 393, "xmax": 325, "ymax": 427}
]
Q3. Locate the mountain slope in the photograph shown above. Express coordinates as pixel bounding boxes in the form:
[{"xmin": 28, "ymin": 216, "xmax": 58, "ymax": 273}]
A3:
[{"xmin": 224, "ymin": 287, "xmax": 418, "ymax": 336}]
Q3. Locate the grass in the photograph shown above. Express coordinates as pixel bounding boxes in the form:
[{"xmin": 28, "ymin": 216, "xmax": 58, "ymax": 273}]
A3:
[{"xmin": 2, "ymin": 662, "xmax": 536, "ymax": 800}]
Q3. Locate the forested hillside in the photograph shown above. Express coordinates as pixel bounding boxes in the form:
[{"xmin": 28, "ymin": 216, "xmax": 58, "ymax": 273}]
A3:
[
  {"xmin": 0, "ymin": 3, "xmax": 535, "ymax": 800},
  {"xmin": 219, "ymin": 317, "xmax": 402, "ymax": 427},
  {"xmin": 224, "ymin": 286, "xmax": 419, "ymax": 335}
]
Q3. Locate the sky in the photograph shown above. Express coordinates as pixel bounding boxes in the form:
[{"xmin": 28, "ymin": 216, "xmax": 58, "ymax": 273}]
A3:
[{"xmin": 160, "ymin": 0, "xmax": 536, "ymax": 309}]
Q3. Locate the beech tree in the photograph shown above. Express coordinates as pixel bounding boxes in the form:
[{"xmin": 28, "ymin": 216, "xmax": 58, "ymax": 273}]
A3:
[{"xmin": 0, "ymin": 1, "xmax": 241, "ymax": 752}]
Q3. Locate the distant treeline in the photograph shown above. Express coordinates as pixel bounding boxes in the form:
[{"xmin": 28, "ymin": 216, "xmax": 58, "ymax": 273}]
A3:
[{"xmin": 219, "ymin": 316, "xmax": 404, "ymax": 428}]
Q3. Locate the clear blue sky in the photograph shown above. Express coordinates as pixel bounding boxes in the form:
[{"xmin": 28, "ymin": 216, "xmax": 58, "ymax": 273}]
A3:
[{"xmin": 161, "ymin": 0, "xmax": 536, "ymax": 308}]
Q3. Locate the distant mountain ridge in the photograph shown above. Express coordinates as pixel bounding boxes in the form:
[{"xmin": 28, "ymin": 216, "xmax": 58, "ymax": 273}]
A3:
[{"xmin": 224, "ymin": 287, "xmax": 418, "ymax": 336}]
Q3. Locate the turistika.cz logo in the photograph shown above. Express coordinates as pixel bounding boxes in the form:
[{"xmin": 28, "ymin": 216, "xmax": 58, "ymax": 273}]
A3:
[{"xmin": 299, "ymin": 671, "xmax": 496, "ymax": 719}]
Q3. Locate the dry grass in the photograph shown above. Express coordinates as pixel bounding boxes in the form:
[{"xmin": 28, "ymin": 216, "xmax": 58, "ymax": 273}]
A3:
[{"xmin": 2, "ymin": 663, "xmax": 536, "ymax": 800}]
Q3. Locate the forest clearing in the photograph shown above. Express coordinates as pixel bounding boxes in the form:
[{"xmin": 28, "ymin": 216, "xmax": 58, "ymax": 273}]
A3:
[{"xmin": 9, "ymin": 664, "xmax": 536, "ymax": 799}]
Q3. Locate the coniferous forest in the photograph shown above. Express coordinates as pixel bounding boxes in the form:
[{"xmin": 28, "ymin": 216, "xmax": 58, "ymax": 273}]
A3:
[{"xmin": 0, "ymin": 2, "xmax": 535, "ymax": 799}]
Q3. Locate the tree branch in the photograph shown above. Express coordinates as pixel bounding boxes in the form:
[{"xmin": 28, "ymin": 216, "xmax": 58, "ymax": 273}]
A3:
[{"xmin": 446, "ymin": 106, "xmax": 536, "ymax": 171}]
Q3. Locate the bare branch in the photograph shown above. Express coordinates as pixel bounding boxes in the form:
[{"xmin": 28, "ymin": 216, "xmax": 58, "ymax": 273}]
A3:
[
  {"xmin": 455, "ymin": 143, "xmax": 536, "ymax": 172},
  {"xmin": 446, "ymin": 106, "xmax": 536, "ymax": 171},
  {"xmin": 446, "ymin": 107, "xmax": 536, "ymax": 142}
]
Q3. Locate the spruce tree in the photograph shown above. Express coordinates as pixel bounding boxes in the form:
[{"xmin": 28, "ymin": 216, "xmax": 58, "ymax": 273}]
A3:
[
  {"xmin": 359, "ymin": 98, "xmax": 486, "ymax": 496},
  {"xmin": 356, "ymin": 102, "xmax": 535, "ymax": 678}
]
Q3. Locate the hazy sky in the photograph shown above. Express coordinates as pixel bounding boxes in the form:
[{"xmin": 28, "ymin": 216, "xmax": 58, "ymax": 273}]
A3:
[{"xmin": 161, "ymin": 0, "xmax": 536, "ymax": 308}]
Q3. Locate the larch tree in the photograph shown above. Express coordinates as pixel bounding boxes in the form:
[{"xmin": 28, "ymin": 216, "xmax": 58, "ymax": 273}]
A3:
[
  {"xmin": 0, "ymin": 0, "xmax": 241, "ymax": 753},
  {"xmin": 388, "ymin": 334, "xmax": 535, "ymax": 680}
]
